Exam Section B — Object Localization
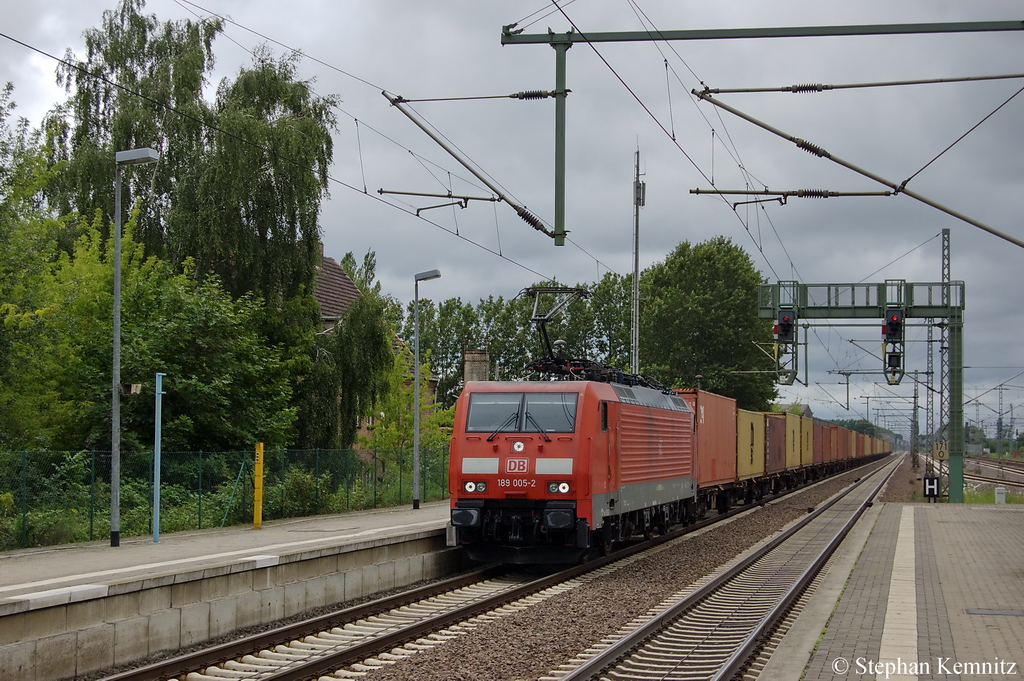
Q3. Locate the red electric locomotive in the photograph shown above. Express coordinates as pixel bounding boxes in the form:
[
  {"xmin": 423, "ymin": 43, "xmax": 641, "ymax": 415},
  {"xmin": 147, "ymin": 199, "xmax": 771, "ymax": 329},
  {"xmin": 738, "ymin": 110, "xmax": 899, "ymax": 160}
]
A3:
[
  {"xmin": 445, "ymin": 287, "xmax": 892, "ymax": 564},
  {"xmin": 447, "ymin": 379, "xmax": 696, "ymax": 564}
]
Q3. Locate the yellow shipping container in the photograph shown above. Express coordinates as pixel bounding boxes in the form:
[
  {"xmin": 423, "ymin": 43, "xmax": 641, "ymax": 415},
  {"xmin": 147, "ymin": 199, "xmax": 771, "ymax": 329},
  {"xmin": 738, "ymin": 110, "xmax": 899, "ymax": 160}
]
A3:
[
  {"xmin": 800, "ymin": 416, "xmax": 814, "ymax": 466},
  {"xmin": 785, "ymin": 413, "xmax": 802, "ymax": 470},
  {"xmin": 737, "ymin": 410, "xmax": 766, "ymax": 480}
]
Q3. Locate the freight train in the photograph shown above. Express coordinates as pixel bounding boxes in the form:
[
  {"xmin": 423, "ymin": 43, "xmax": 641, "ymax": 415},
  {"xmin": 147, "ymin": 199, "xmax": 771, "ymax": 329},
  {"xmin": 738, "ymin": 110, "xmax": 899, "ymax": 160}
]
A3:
[{"xmin": 446, "ymin": 378, "xmax": 890, "ymax": 564}]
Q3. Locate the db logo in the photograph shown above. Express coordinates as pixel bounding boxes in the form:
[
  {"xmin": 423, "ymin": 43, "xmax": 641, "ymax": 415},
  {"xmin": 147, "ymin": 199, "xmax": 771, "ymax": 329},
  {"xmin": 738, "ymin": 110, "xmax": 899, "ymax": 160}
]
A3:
[{"xmin": 506, "ymin": 458, "xmax": 529, "ymax": 474}]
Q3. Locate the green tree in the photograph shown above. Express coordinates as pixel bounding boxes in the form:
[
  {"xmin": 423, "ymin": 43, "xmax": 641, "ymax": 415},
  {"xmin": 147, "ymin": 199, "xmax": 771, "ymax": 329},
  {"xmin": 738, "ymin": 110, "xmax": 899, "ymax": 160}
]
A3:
[
  {"xmin": 295, "ymin": 293, "xmax": 394, "ymax": 449},
  {"xmin": 46, "ymin": 0, "xmax": 337, "ymax": 303},
  {"xmin": 174, "ymin": 47, "xmax": 337, "ymax": 300},
  {"xmin": 591, "ymin": 271, "xmax": 631, "ymax": 370},
  {"xmin": 403, "ymin": 297, "xmax": 478, "ymax": 410},
  {"xmin": 474, "ymin": 293, "xmax": 535, "ymax": 380},
  {"xmin": 121, "ymin": 262, "xmax": 296, "ymax": 451},
  {"xmin": 360, "ymin": 346, "xmax": 451, "ymax": 451},
  {"xmin": 641, "ymin": 237, "xmax": 777, "ymax": 410},
  {"xmin": 1, "ymin": 205, "xmax": 296, "ymax": 451},
  {"xmin": 47, "ymin": 0, "xmax": 220, "ymax": 255},
  {"xmin": 340, "ymin": 249, "xmax": 402, "ymax": 326}
]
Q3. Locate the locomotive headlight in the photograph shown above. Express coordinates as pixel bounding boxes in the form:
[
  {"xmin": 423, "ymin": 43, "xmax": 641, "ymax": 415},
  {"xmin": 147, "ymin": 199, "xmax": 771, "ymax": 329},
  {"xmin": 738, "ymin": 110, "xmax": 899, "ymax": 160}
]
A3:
[
  {"xmin": 547, "ymin": 482, "xmax": 571, "ymax": 494},
  {"xmin": 464, "ymin": 481, "xmax": 486, "ymax": 493},
  {"xmin": 558, "ymin": 482, "xmax": 570, "ymax": 494}
]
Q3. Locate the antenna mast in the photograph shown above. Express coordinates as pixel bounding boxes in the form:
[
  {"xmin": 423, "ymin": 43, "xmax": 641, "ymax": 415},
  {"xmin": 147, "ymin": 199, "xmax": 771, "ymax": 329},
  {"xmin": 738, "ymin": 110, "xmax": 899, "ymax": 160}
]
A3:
[{"xmin": 631, "ymin": 149, "xmax": 645, "ymax": 374}]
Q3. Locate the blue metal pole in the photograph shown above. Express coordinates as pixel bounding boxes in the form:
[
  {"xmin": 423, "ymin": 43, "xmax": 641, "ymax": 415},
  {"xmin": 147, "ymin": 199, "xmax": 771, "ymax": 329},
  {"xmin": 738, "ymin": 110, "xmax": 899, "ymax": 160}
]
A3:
[{"xmin": 153, "ymin": 372, "xmax": 165, "ymax": 542}]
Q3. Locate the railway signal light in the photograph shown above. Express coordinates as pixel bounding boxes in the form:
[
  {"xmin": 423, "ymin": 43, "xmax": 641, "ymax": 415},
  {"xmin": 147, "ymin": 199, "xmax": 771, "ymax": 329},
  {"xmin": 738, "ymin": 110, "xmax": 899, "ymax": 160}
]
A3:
[
  {"xmin": 884, "ymin": 309, "xmax": 905, "ymax": 342},
  {"xmin": 776, "ymin": 310, "xmax": 796, "ymax": 343}
]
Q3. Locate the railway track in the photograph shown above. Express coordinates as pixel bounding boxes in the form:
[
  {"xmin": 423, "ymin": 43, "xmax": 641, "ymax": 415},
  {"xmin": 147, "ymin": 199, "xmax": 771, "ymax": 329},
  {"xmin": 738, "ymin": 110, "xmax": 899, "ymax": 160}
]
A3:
[
  {"xmin": 546, "ymin": 457, "xmax": 898, "ymax": 681},
  {"xmin": 950, "ymin": 455, "xmax": 1024, "ymax": 489},
  {"xmin": 964, "ymin": 471, "xmax": 1024, "ymax": 489},
  {"xmin": 99, "ymin": 459, "xmax": 888, "ymax": 681}
]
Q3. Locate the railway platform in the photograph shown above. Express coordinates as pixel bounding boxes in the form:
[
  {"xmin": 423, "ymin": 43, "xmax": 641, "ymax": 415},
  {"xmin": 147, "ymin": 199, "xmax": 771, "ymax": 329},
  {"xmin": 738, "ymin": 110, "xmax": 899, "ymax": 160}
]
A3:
[
  {"xmin": 0, "ymin": 501, "xmax": 459, "ymax": 681},
  {"xmin": 761, "ymin": 501, "xmax": 1024, "ymax": 680}
]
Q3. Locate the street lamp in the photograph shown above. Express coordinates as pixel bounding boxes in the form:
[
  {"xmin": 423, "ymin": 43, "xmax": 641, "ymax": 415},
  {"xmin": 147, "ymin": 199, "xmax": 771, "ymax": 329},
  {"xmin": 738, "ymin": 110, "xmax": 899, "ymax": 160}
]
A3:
[
  {"xmin": 111, "ymin": 147, "xmax": 159, "ymax": 547},
  {"xmin": 413, "ymin": 269, "xmax": 441, "ymax": 509}
]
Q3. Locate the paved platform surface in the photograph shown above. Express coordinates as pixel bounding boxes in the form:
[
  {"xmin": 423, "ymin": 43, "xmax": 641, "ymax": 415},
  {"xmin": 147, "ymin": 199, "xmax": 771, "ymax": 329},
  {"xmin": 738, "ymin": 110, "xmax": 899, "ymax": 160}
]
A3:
[
  {"xmin": 0, "ymin": 501, "xmax": 450, "ymax": 602},
  {"xmin": 762, "ymin": 502, "xmax": 1024, "ymax": 681}
]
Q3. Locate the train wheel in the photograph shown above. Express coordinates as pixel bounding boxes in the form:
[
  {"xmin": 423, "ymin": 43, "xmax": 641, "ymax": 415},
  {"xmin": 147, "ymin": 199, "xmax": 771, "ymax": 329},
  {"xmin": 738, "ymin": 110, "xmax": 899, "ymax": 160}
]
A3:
[{"xmin": 599, "ymin": 529, "xmax": 615, "ymax": 555}]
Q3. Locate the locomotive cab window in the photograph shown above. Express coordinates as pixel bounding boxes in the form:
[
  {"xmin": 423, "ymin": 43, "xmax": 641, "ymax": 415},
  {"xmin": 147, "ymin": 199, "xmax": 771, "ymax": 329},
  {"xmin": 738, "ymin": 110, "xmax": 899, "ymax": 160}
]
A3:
[
  {"xmin": 523, "ymin": 393, "xmax": 578, "ymax": 433},
  {"xmin": 465, "ymin": 392, "xmax": 579, "ymax": 434},
  {"xmin": 465, "ymin": 393, "xmax": 523, "ymax": 433}
]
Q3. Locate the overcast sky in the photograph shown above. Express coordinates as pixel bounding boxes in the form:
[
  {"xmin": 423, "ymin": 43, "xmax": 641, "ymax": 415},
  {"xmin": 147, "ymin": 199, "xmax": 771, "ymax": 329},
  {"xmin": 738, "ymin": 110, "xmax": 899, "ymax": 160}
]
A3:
[{"xmin": 3, "ymin": 1, "xmax": 1024, "ymax": 435}]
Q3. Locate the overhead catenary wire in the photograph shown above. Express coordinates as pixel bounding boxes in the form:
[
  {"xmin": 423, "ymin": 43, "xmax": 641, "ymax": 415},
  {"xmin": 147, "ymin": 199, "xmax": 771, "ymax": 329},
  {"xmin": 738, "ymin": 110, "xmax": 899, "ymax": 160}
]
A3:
[
  {"xmin": 550, "ymin": 2, "xmax": 785, "ymax": 281},
  {"xmin": 383, "ymin": 91, "xmax": 553, "ymax": 238},
  {"xmin": 177, "ymin": 0, "xmax": 630, "ymax": 278},
  {"xmin": 704, "ymin": 71, "xmax": 1024, "ymax": 95},
  {"xmin": 388, "ymin": 90, "xmax": 559, "ymax": 103},
  {"xmin": 901, "ymin": 80, "xmax": 1024, "ymax": 189},
  {"xmin": 620, "ymin": 0, "xmax": 1024, "ymax": 410},
  {"xmin": 693, "ymin": 88, "xmax": 1024, "ymax": 251},
  {"xmin": 0, "ymin": 29, "xmax": 558, "ymax": 285},
  {"xmin": 700, "ymin": 71, "xmax": 1024, "ymax": 194},
  {"xmin": 552, "ymin": 2, "xmax": 974, "ymax": 403},
  {"xmin": 176, "ymin": 0, "xmax": 618, "ymax": 274},
  {"xmin": 625, "ymin": 1, "xmax": 781, "ymax": 230}
]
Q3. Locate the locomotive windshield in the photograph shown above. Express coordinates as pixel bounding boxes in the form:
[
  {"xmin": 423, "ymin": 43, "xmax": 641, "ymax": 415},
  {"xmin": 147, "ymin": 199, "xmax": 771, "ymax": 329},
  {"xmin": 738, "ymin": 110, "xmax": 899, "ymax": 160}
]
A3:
[{"xmin": 465, "ymin": 392, "xmax": 578, "ymax": 434}]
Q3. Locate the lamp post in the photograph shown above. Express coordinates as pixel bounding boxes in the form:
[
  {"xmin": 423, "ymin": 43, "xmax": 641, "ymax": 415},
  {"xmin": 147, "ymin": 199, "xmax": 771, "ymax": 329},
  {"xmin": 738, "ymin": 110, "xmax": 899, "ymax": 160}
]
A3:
[
  {"xmin": 111, "ymin": 147, "xmax": 159, "ymax": 547},
  {"xmin": 153, "ymin": 372, "xmax": 166, "ymax": 543},
  {"xmin": 413, "ymin": 269, "xmax": 441, "ymax": 509}
]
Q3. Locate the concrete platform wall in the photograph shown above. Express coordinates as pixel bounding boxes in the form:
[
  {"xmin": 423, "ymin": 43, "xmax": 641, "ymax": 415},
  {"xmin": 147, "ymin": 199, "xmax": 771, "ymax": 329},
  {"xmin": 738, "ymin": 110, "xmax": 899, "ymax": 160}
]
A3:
[{"xmin": 0, "ymin": 530, "xmax": 469, "ymax": 681}]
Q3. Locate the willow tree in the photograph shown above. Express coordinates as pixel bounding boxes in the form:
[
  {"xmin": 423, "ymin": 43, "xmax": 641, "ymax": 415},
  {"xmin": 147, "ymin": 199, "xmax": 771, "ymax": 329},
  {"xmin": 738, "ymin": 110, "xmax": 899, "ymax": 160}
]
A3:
[
  {"xmin": 295, "ymin": 294, "xmax": 394, "ymax": 449},
  {"xmin": 641, "ymin": 237, "xmax": 777, "ymax": 411},
  {"xmin": 47, "ymin": 0, "xmax": 220, "ymax": 258},
  {"xmin": 171, "ymin": 47, "xmax": 336, "ymax": 300},
  {"xmin": 45, "ymin": 0, "xmax": 337, "ymax": 303}
]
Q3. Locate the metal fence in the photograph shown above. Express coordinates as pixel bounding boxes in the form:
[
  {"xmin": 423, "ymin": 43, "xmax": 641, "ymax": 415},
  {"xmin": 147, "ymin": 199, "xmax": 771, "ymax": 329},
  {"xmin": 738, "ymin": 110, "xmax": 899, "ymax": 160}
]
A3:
[{"xmin": 0, "ymin": 447, "xmax": 450, "ymax": 551}]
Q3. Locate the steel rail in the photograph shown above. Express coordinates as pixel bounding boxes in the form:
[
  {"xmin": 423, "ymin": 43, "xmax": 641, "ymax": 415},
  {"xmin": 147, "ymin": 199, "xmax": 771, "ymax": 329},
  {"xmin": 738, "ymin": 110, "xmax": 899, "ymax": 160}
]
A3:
[
  {"xmin": 98, "ymin": 565, "xmax": 509, "ymax": 681},
  {"xmin": 249, "ymin": 473, "xmax": 857, "ymax": 681},
  {"xmin": 710, "ymin": 458, "xmax": 898, "ymax": 681},
  {"xmin": 964, "ymin": 472, "xmax": 1024, "ymax": 489},
  {"xmin": 101, "ymin": 456, "xmax": 888, "ymax": 681},
  {"xmin": 557, "ymin": 456, "xmax": 897, "ymax": 681}
]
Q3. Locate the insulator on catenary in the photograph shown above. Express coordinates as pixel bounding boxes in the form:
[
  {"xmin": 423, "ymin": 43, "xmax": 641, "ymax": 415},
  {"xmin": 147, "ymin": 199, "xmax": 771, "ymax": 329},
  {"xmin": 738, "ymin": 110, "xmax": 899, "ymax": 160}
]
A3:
[
  {"xmin": 795, "ymin": 138, "xmax": 829, "ymax": 158},
  {"xmin": 790, "ymin": 83, "xmax": 825, "ymax": 93},
  {"xmin": 516, "ymin": 206, "xmax": 554, "ymax": 236},
  {"xmin": 511, "ymin": 90, "xmax": 553, "ymax": 100},
  {"xmin": 797, "ymin": 189, "xmax": 830, "ymax": 198}
]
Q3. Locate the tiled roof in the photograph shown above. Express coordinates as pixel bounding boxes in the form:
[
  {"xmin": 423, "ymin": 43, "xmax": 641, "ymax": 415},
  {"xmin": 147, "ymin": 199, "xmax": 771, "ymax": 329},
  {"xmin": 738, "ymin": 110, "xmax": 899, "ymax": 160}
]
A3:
[{"xmin": 314, "ymin": 254, "xmax": 361, "ymax": 321}]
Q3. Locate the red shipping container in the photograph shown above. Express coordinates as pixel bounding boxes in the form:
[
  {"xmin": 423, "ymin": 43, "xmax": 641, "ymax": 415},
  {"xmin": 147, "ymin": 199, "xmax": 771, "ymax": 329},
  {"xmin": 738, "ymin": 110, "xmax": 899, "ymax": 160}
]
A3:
[
  {"xmin": 813, "ymin": 421, "xmax": 827, "ymax": 464},
  {"xmin": 678, "ymin": 390, "xmax": 737, "ymax": 487},
  {"xmin": 765, "ymin": 414, "xmax": 787, "ymax": 474},
  {"xmin": 836, "ymin": 427, "xmax": 851, "ymax": 461}
]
